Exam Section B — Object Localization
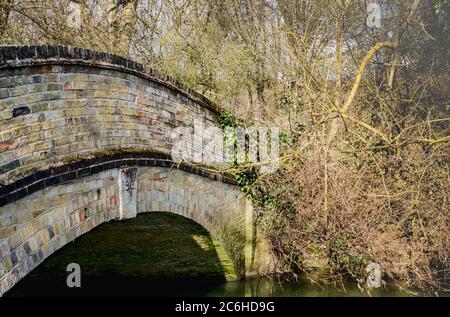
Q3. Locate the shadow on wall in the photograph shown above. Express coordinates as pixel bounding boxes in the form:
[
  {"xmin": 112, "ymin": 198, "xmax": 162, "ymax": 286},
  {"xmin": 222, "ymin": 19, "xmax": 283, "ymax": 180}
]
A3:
[{"xmin": 4, "ymin": 212, "xmax": 233, "ymax": 297}]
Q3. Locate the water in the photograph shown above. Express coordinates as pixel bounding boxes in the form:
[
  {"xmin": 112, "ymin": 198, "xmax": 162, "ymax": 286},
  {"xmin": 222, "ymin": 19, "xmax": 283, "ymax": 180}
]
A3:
[
  {"xmin": 4, "ymin": 212, "xmax": 442, "ymax": 297},
  {"xmin": 7, "ymin": 274, "xmax": 413, "ymax": 297},
  {"xmin": 177, "ymin": 276, "xmax": 412, "ymax": 297}
]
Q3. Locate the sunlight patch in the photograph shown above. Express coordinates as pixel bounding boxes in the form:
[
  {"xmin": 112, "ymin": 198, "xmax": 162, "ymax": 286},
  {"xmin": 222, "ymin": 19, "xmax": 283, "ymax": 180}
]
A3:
[{"xmin": 191, "ymin": 234, "xmax": 213, "ymax": 251}]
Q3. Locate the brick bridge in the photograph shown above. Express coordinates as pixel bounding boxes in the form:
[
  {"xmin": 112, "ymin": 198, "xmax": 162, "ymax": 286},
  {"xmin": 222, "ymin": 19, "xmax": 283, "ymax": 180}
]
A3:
[{"xmin": 0, "ymin": 45, "xmax": 271, "ymax": 295}]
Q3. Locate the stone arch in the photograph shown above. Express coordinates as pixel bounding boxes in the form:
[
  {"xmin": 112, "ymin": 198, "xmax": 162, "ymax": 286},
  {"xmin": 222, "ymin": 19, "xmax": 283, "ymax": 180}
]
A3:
[
  {"xmin": 0, "ymin": 46, "xmax": 272, "ymax": 296},
  {"xmin": 0, "ymin": 164, "xmax": 252, "ymax": 295}
]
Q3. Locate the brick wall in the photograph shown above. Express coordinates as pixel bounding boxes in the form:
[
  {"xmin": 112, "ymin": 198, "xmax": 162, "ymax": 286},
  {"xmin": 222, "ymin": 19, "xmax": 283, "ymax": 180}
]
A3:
[
  {"xmin": 0, "ymin": 46, "xmax": 272, "ymax": 296},
  {"xmin": 0, "ymin": 62, "xmax": 220, "ymax": 187},
  {"xmin": 0, "ymin": 169, "xmax": 119, "ymax": 295},
  {"xmin": 0, "ymin": 166, "xmax": 255, "ymax": 295}
]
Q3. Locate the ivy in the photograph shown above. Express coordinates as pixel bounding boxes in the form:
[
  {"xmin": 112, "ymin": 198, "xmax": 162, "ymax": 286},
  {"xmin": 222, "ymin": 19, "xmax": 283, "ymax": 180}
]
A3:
[
  {"xmin": 219, "ymin": 110, "xmax": 297, "ymax": 224},
  {"xmin": 328, "ymin": 237, "xmax": 367, "ymax": 280},
  {"xmin": 218, "ymin": 110, "xmax": 258, "ymax": 196},
  {"xmin": 218, "ymin": 109, "xmax": 239, "ymax": 130}
]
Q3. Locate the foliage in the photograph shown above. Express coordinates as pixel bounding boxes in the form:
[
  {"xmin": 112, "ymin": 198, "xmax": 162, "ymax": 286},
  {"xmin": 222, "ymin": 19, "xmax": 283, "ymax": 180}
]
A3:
[{"xmin": 1, "ymin": 0, "xmax": 448, "ymax": 291}]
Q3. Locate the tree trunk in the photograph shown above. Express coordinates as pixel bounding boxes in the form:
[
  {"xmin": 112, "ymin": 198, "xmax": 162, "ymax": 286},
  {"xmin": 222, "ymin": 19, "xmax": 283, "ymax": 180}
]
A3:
[
  {"xmin": 107, "ymin": 0, "xmax": 139, "ymax": 55},
  {"xmin": 0, "ymin": 0, "xmax": 11, "ymax": 37},
  {"xmin": 387, "ymin": 0, "xmax": 421, "ymax": 90}
]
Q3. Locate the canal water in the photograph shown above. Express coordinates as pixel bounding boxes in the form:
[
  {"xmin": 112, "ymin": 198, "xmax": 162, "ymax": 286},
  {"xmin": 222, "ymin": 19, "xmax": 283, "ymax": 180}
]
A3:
[{"xmin": 3, "ymin": 212, "xmax": 432, "ymax": 297}]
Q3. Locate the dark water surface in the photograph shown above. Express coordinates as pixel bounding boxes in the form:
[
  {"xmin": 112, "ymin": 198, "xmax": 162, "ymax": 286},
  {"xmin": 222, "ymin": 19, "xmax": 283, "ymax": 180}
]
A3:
[{"xmin": 4, "ymin": 212, "xmax": 440, "ymax": 297}]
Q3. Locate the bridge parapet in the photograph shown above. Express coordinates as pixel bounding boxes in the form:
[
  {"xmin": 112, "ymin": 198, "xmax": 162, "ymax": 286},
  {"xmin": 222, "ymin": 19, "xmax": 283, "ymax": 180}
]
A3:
[{"xmin": 0, "ymin": 45, "xmax": 228, "ymax": 191}]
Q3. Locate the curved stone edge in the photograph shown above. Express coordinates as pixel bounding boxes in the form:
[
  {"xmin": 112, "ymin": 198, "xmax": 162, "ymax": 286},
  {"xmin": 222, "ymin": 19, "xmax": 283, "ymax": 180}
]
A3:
[
  {"xmin": 0, "ymin": 150, "xmax": 238, "ymax": 208},
  {"xmin": 0, "ymin": 45, "xmax": 222, "ymax": 115}
]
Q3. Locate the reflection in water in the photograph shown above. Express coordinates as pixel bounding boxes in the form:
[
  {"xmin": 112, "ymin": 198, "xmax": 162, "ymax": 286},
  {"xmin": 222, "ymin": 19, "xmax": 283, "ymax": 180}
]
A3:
[{"xmin": 194, "ymin": 276, "xmax": 411, "ymax": 297}]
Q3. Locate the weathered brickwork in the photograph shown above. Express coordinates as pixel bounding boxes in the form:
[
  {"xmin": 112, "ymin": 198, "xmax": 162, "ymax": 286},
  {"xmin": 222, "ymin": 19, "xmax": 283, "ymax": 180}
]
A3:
[
  {"xmin": 0, "ymin": 166, "xmax": 258, "ymax": 295},
  {"xmin": 0, "ymin": 169, "xmax": 119, "ymax": 295},
  {"xmin": 0, "ymin": 46, "xmax": 272, "ymax": 296},
  {"xmin": 0, "ymin": 63, "xmax": 222, "ymax": 187},
  {"xmin": 0, "ymin": 152, "xmax": 236, "ymax": 208}
]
